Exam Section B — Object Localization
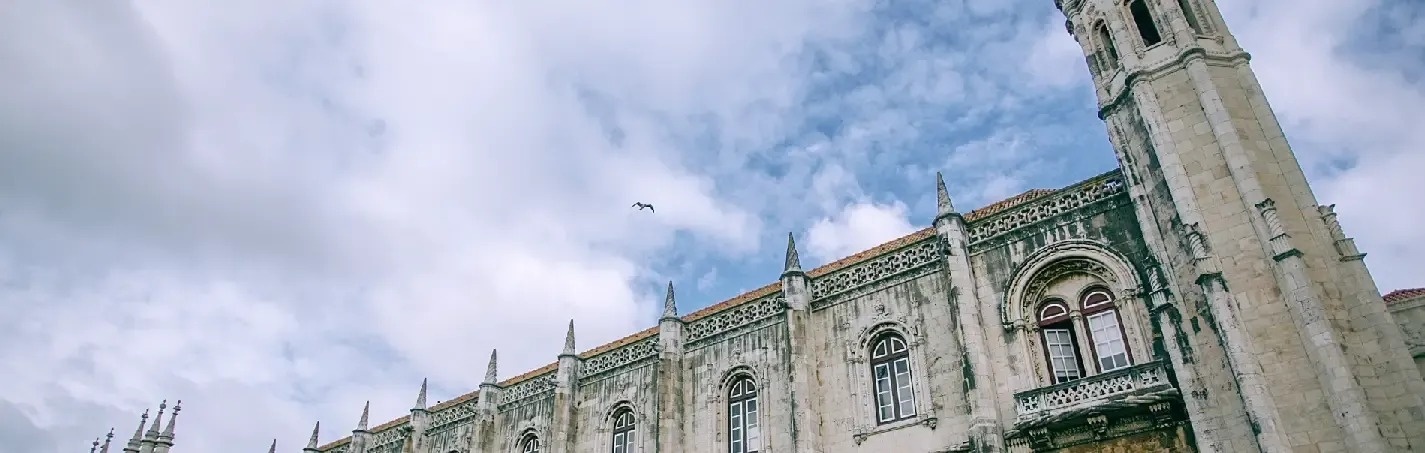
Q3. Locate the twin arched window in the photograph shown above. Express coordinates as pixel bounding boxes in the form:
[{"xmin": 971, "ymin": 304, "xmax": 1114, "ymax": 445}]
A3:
[
  {"xmin": 727, "ymin": 377, "xmax": 761, "ymax": 453},
  {"xmin": 610, "ymin": 408, "xmax": 635, "ymax": 453},
  {"xmin": 869, "ymin": 333, "xmax": 916, "ymax": 424},
  {"xmin": 1037, "ymin": 288, "xmax": 1132, "ymax": 384}
]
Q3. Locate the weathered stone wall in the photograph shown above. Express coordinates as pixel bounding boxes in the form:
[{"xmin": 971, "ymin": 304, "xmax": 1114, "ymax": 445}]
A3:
[
  {"xmin": 1387, "ymin": 295, "xmax": 1425, "ymax": 381},
  {"xmin": 809, "ymin": 271, "xmax": 961, "ymax": 451}
]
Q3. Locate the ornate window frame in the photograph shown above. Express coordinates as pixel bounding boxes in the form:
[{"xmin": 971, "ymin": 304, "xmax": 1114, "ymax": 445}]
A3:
[
  {"xmin": 1001, "ymin": 240, "xmax": 1151, "ymax": 386},
  {"xmin": 1122, "ymin": 0, "xmax": 1164, "ymax": 48},
  {"xmin": 1036, "ymin": 298, "xmax": 1087, "ymax": 384},
  {"xmin": 1092, "ymin": 20, "xmax": 1120, "ymax": 73},
  {"xmin": 605, "ymin": 402, "xmax": 638, "ymax": 453},
  {"xmin": 845, "ymin": 321, "xmax": 935, "ymax": 441},
  {"xmin": 720, "ymin": 368, "xmax": 762, "ymax": 453},
  {"xmin": 514, "ymin": 428, "xmax": 541, "ymax": 453},
  {"xmin": 1078, "ymin": 286, "xmax": 1133, "ymax": 374}
]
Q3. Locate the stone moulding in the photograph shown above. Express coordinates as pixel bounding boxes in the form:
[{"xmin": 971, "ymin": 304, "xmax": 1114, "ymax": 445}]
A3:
[
  {"xmin": 809, "ymin": 235, "xmax": 943, "ymax": 305},
  {"xmin": 684, "ymin": 295, "xmax": 786, "ymax": 344},
  {"xmin": 579, "ymin": 335, "xmax": 660, "ymax": 381},
  {"xmin": 966, "ymin": 170, "xmax": 1127, "ymax": 245}
]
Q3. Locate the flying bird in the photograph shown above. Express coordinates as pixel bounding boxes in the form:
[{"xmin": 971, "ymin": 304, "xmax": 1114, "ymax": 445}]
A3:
[{"xmin": 632, "ymin": 202, "xmax": 655, "ymax": 213}]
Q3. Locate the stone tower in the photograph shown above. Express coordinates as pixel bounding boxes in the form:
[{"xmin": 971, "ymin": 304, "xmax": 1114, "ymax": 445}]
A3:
[{"xmin": 1052, "ymin": 0, "xmax": 1425, "ymax": 451}]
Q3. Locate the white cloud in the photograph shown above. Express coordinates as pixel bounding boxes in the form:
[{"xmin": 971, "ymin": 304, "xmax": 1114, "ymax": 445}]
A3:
[{"xmin": 805, "ymin": 201, "xmax": 919, "ymax": 263}]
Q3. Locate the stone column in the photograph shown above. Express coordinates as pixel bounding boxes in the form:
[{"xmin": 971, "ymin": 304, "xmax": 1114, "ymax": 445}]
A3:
[
  {"xmin": 467, "ymin": 350, "xmax": 503, "ymax": 453},
  {"xmin": 408, "ymin": 379, "xmax": 431, "ymax": 453},
  {"xmin": 932, "ymin": 174, "xmax": 1002, "ymax": 452},
  {"xmin": 551, "ymin": 321, "xmax": 581, "ymax": 453},
  {"xmin": 656, "ymin": 283, "xmax": 685, "ymax": 453},
  {"xmin": 779, "ymin": 234, "xmax": 824, "ymax": 453}
]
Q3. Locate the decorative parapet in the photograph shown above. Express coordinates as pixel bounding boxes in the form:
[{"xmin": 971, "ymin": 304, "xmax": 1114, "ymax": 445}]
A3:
[
  {"xmin": 500, "ymin": 372, "xmax": 556, "ymax": 406},
  {"xmin": 1013, "ymin": 360, "xmax": 1173, "ymax": 422},
  {"xmin": 966, "ymin": 170, "xmax": 1126, "ymax": 245},
  {"xmin": 809, "ymin": 234, "xmax": 943, "ymax": 303},
  {"xmin": 580, "ymin": 335, "xmax": 660, "ymax": 379},
  {"xmin": 429, "ymin": 399, "xmax": 477, "ymax": 431},
  {"xmin": 369, "ymin": 422, "xmax": 409, "ymax": 451},
  {"xmin": 684, "ymin": 295, "xmax": 786, "ymax": 343}
]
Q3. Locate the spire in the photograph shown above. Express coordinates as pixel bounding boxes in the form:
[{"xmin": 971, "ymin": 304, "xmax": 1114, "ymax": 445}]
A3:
[
  {"xmin": 144, "ymin": 401, "xmax": 167, "ymax": 441},
  {"xmin": 100, "ymin": 428, "xmax": 114, "ymax": 453},
  {"xmin": 936, "ymin": 172, "xmax": 957, "ymax": 217},
  {"xmin": 783, "ymin": 232, "xmax": 803, "ymax": 274},
  {"xmin": 126, "ymin": 408, "xmax": 149, "ymax": 449},
  {"xmin": 305, "ymin": 421, "xmax": 320, "ymax": 449},
  {"xmin": 414, "ymin": 378, "xmax": 428, "ymax": 410},
  {"xmin": 562, "ymin": 320, "xmax": 577, "ymax": 356},
  {"xmin": 268, "ymin": 439, "xmax": 277, "ymax": 453},
  {"xmin": 91, "ymin": 437, "xmax": 100, "ymax": 453},
  {"xmin": 159, "ymin": 400, "xmax": 180, "ymax": 439},
  {"xmin": 484, "ymin": 349, "xmax": 498, "ymax": 385},
  {"xmin": 356, "ymin": 401, "xmax": 370, "ymax": 431},
  {"xmin": 661, "ymin": 281, "xmax": 677, "ymax": 319}
]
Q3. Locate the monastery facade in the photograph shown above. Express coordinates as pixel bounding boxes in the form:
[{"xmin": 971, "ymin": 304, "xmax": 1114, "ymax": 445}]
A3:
[{"xmin": 94, "ymin": 0, "xmax": 1425, "ymax": 451}]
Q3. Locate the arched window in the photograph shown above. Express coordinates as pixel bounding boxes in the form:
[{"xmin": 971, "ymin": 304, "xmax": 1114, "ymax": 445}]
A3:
[
  {"xmin": 1038, "ymin": 300, "xmax": 1085, "ymax": 384},
  {"xmin": 1128, "ymin": 0, "xmax": 1163, "ymax": 46},
  {"xmin": 611, "ymin": 408, "xmax": 635, "ymax": 453},
  {"xmin": 1081, "ymin": 288, "xmax": 1132, "ymax": 372},
  {"xmin": 727, "ymin": 377, "xmax": 761, "ymax": 453},
  {"xmin": 1095, "ymin": 22, "xmax": 1119, "ymax": 73},
  {"xmin": 869, "ymin": 333, "xmax": 917, "ymax": 424},
  {"xmin": 1177, "ymin": 0, "xmax": 1204, "ymax": 34},
  {"xmin": 519, "ymin": 433, "xmax": 541, "ymax": 453}
]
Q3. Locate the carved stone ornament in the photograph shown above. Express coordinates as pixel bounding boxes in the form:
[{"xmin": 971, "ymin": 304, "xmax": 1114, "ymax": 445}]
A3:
[
  {"xmin": 500, "ymin": 373, "xmax": 556, "ymax": 406},
  {"xmin": 811, "ymin": 238, "xmax": 942, "ymax": 301},
  {"xmin": 1000, "ymin": 239, "xmax": 1141, "ymax": 328},
  {"xmin": 685, "ymin": 296, "xmax": 786, "ymax": 343},
  {"xmin": 579, "ymin": 336, "xmax": 659, "ymax": 379},
  {"xmin": 968, "ymin": 171, "xmax": 1125, "ymax": 244}
]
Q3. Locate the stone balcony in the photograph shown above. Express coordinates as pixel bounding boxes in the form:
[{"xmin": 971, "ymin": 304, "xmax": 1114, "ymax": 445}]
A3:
[
  {"xmin": 1013, "ymin": 360, "xmax": 1180, "ymax": 425},
  {"xmin": 1006, "ymin": 361, "xmax": 1186, "ymax": 451}
]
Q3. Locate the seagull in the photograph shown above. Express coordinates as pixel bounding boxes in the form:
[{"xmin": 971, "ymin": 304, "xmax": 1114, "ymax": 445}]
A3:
[{"xmin": 632, "ymin": 202, "xmax": 655, "ymax": 213}]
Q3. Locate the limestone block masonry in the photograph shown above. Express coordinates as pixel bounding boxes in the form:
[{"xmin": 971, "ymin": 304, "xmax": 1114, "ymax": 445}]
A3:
[{"xmin": 93, "ymin": 0, "xmax": 1425, "ymax": 452}]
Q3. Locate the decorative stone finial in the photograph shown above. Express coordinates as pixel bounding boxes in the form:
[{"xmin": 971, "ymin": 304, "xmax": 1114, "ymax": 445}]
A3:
[
  {"xmin": 144, "ymin": 401, "xmax": 166, "ymax": 440},
  {"xmin": 306, "ymin": 421, "xmax": 321, "ymax": 449},
  {"xmin": 100, "ymin": 428, "xmax": 114, "ymax": 453},
  {"xmin": 91, "ymin": 437, "xmax": 100, "ymax": 453},
  {"xmin": 128, "ymin": 408, "xmax": 150, "ymax": 444},
  {"xmin": 662, "ymin": 281, "xmax": 677, "ymax": 319},
  {"xmin": 414, "ymin": 378, "xmax": 428, "ymax": 410},
  {"xmin": 783, "ymin": 232, "xmax": 803, "ymax": 275},
  {"xmin": 356, "ymin": 401, "xmax": 370, "ymax": 431},
  {"xmin": 484, "ymin": 350, "xmax": 498, "ymax": 385},
  {"xmin": 936, "ymin": 172, "xmax": 957, "ymax": 217},
  {"xmin": 562, "ymin": 320, "xmax": 577, "ymax": 356},
  {"xmin": 159, "ymin": 400, "xmax": 180, "ymax": 439}
]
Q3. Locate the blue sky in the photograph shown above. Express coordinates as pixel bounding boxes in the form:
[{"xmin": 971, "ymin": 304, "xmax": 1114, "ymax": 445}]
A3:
[{"xmin": 1, "ymin": 0, "xmax": 1422, "ymax": 451}]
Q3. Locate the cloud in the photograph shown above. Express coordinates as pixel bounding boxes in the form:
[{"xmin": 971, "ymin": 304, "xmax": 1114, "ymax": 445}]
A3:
[
  {"xmin": 805, "ymin": 201, "xmax": 919, "ymax": 263},
  {"xmin": 1, "ymin": 0, "xmax": 1421, "ymax": 452}
]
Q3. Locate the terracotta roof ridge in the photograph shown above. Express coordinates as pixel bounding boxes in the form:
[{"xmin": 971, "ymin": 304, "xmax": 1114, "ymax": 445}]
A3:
[{"xmin": 1384, "ymin": 287, "xmax": 1425, "ymax": 304}]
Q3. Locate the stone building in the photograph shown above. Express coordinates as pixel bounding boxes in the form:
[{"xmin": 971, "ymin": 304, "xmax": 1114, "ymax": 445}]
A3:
[
  {"xmin": 1386, "ymin": 289, "xmax": 1425, "ymax": 379},
  {"xmin": 97, "ymin": 0, "xmax": 1425, "ymax": 451}
]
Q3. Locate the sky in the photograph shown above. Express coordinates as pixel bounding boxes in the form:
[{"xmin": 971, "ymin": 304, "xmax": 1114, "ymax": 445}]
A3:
[{"xmin": 1, "ymin": 0, "xmax": 1422, "ymax": 451}]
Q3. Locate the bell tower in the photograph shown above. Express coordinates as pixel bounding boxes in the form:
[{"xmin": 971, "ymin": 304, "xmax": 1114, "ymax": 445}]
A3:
[{"xmin": 1053, "ymin": 0, "xmax": 1425, "ymax": 452}]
